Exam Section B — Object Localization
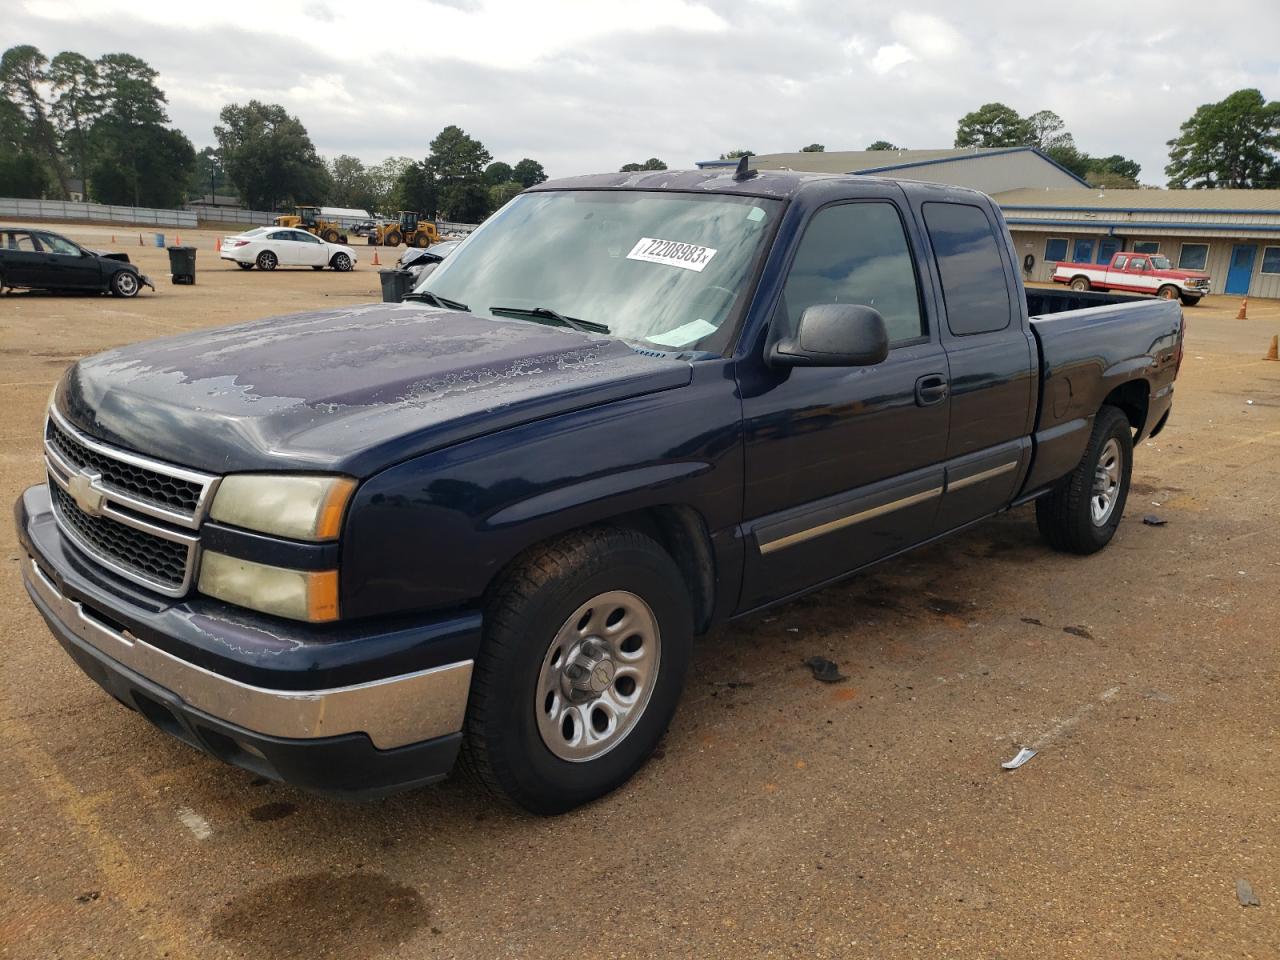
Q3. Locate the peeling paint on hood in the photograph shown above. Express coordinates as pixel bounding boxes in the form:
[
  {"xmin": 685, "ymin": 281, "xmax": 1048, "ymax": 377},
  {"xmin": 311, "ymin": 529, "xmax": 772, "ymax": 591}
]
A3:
[{"xmin": 58, "ymin": 302, "xmax": 692, "ymax": 476}]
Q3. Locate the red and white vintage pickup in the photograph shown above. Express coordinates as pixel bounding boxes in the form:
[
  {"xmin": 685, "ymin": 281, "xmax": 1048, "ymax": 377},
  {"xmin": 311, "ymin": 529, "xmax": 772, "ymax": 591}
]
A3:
[{"xmin": 1052, "ymin": 252, "xmax": 1211, "ymax": 306}]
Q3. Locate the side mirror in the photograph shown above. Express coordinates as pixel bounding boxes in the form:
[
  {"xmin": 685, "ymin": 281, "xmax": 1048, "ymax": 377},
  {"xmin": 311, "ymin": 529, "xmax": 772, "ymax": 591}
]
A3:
[{"xmin": 768, "ymin": 304, "xmax": 890, "ymax": 368}]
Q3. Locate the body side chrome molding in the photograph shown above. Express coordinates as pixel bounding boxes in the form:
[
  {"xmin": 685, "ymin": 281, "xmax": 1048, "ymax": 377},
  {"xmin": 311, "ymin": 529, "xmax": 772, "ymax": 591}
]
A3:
[
  {"xmin": 758, "ymin": 485, "xmax": 943, "ymax": 555},
  {"xmin": 24, "ymin": 559, "xmax": 471, "ymax": 749},
  {"xmin": 947, "ymin": 460, "xmax": 1019, "ymax": 492}
]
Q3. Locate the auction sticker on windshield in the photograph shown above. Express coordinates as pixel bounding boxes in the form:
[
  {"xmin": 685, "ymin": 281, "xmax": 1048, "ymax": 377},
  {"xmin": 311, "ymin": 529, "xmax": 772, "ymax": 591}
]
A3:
[{"xmin": 626, "ymin": 237, "xmax": 717, "ymax": 272}]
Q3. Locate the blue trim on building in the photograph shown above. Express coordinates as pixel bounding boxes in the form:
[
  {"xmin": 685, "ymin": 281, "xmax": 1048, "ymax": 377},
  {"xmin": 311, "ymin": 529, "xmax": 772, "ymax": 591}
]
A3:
[
  {"xmin": 1004, "ymin": 218, "xmax": 1280, "ymax": 234},
  {"xmin": 1003, "ymin": 203, "xmax": 1280, "ymax": 216}
]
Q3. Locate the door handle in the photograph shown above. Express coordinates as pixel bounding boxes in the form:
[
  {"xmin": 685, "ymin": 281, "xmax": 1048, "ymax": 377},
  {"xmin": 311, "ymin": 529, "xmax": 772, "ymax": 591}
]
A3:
[{"xmin": 915, "ymin": 374, "xmax": 949, "ymax": 406}]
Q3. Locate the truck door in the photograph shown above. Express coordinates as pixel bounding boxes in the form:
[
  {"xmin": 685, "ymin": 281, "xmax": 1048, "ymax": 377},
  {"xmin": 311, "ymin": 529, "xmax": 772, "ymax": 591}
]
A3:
[
  {"xmin": 737, "ymin": 192, "xmax": 950, "ymax": 609},
  {"xmin": 916, "ymin": 200, "xmax": 1036, "ymax": 532}
]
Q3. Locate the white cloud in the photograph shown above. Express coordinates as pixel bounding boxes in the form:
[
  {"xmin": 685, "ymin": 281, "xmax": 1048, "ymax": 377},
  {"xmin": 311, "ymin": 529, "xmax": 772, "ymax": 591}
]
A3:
[{"xmin": 871, "ymin": 44, "xmax": 916, "ymax": 75}]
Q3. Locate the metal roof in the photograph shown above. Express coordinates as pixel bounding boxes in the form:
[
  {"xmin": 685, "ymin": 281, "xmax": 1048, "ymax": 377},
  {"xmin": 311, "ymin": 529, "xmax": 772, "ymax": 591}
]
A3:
[
  {"xmin": 741, "ymin": 147, "xmax": 1022, "ymax": 174},
  {"xmin": 994, "ymin": 187, "xmax": 1280, "ymax": 214}
]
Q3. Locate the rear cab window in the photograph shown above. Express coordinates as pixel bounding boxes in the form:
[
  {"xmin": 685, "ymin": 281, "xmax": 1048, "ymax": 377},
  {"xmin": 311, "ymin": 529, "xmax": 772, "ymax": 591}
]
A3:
[
  {"xmin": 921, "ymin": 202, "xmax": 1012, "ymax": 337},
  {"xmin": 780, "ymin": 201, "xmax": 925, "ymax": 345}
]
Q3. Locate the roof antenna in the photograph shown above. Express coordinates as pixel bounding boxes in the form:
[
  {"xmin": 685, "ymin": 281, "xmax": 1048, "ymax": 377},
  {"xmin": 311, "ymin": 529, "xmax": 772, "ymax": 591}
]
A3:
[{"xmin": 734, "ymin": 153, "xmax": 757, "ymax": 181}]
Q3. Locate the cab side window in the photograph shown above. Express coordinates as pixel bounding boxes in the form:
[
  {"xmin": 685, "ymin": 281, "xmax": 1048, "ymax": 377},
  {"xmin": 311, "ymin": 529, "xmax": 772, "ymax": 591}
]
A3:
[
  {"xmin": 922, "ymin": 202, "xmax": 1012, "ymax": 336},
  {"xmin": 1130, "ymin": 257, "xmax": 1148, "ymax": 271},
  {"xmin": 780, "ymin": 201, "xmax": 925, "ymax": 344},
  {"xmin": 1114, "ymin": 255, "xmax": 1128, "ymax": 270},
  {"xmin": 269, "ymin": 231, "xmax": 294, "ymax": 241},
  {"xmin": 36, "ymin": 232, "xmax": 81, "ymax": 257},
  {"xmin": 5, "ymin": 231, "xmax": 38, "ymax": 252}
]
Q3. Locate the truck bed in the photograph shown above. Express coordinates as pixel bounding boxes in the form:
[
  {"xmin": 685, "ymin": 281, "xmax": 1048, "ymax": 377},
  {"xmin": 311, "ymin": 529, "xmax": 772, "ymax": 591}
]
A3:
[{"xmin": 1020, "ymin": 287, "xmax": 1183, "ymax": 493}]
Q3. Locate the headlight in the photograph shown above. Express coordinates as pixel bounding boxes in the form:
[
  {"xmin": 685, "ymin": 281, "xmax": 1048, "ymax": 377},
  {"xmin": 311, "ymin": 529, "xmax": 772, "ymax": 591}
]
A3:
[
  {"xmin": 198, "ymin": 552, "xmax": 339, "ymax": 622},
  {"xmin": 209, "ymin": 474, "xmax": 356, "ymax": 541}
]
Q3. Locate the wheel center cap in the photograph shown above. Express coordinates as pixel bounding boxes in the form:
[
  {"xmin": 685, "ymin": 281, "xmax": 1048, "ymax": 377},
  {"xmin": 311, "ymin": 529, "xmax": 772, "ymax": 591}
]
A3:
[{"xmin": 564, "ymin": 642, "xmax": 615, "ymax": 699}]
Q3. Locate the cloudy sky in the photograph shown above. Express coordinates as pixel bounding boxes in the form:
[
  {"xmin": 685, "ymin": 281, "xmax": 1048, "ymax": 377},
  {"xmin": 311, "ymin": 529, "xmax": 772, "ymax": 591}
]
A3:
[{"xmin": 11, "ymin": 0, "xmax": 1280, "ymax": 184}]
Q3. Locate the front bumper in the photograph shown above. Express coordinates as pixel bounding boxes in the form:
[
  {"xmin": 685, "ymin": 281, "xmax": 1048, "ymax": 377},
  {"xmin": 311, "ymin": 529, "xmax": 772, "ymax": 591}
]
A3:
[{"xmin": 16, "ymin": 483, "xmax": 479, "ymax": 797}]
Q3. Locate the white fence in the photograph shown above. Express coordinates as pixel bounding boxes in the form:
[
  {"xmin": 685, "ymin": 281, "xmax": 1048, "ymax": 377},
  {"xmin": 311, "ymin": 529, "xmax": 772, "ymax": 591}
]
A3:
[
  {"xmin": 0, "ymin": 197, "xmax": 197, "ymax": 227},
  {"xmin": 2, "ymin": 196, "xmax": 481, "ymax": 235}
]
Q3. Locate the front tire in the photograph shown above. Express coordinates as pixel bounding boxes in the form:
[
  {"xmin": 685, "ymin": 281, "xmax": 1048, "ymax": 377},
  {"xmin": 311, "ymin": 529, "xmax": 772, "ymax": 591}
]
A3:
[
  {"xmin": 1036, "ymin": 405, "xmax": 1133, "ymax": 554},
  {"xmin": 256, "ymin": 250, "xmax": 278, "ymax": 271},
  {"xmin": 463, "ymin": 528, "xmax": 693, "ymax": 814},
  {"xmin": 384, "ymin": 231, "xmax": 403, "ymax": 247},
  {"xmin": 109, "ymin": 271, "xmax": 140, "ymax": 298},
  {"xmin": 1069, "ymin": 276, "xmax": 1091, "ymax": 292},
  {"xmin": 330, "ymin": 252, "xmax": 353, "ymax": 272},
  {"xmin": 322, "ymin": 228, "xmax": 340, "ymax": 243},
  {"xmin": 1180, "ymin": 294, "xmax": 1201, "ymax": 307},
  {"xmin": 413, "ymin": 233, "xmax": 430, "ymax": 248}
]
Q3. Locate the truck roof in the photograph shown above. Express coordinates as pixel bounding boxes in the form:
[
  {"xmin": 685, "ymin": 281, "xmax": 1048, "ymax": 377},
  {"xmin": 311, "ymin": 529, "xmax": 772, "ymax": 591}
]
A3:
[{"xmin": 532, "ymin": 168, "xmax": 993, "ymax": 204}]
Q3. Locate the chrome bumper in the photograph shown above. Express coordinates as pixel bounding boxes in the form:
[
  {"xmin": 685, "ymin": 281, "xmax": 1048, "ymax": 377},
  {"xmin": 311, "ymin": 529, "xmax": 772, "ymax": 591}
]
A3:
[{"xmin": 23, "ymin": 557, "xmax": 472, "ymax": 749}]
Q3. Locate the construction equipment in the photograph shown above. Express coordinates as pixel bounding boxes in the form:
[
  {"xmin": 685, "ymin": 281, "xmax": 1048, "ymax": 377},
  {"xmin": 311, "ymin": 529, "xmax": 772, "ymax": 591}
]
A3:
[
  {"xmin": 369, "ymin": 211, "xmax": 440, "ymax": 249},
  {"xmin": 273, "ymin": 206, "xmax": 348, "ymax": 244}
]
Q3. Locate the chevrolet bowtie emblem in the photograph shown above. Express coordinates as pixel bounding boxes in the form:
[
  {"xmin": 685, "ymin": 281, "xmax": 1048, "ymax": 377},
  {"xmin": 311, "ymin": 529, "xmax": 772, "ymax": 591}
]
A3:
[{"xmin": 67, "ymin": 471, "xmax": 106, "ymax": 517}]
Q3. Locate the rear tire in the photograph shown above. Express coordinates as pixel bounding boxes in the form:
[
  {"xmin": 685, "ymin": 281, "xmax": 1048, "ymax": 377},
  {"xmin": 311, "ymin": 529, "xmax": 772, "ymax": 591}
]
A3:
[
  {"xmin": 256, "ymin": 251, "xmax": 278, "ymax": 271},
  {"xmin": 463, "ymin": 528, "xmax": 693, "ymax": 815},
  {"xmin": 311, "ymin": 265, "xmax": 324, "ymax": 271},
  {"xmin": 322, "ymin": 228, "xmax": 340, "ymax": 243},
  {"xmin": 413, "ymin": 233, "xmax": 430, "ymax": 248},
  {"xmin": 1069, "ymin": 277, "xmax": 1091, "ymax": 292},
  {"xmin": 1157, "ymin": 284, "xmax": 1180, "ymax": 301},
  {"xmin": 236, "ymin": 262, "xmax": 253, "ymax": 270},
  {"xmin": 384, "ymin": 231, "xmax": 402, "ymax": 247},
  {"xmin": 1036, "ymin": 405, "xmax": 1133, "ymax": 555}
]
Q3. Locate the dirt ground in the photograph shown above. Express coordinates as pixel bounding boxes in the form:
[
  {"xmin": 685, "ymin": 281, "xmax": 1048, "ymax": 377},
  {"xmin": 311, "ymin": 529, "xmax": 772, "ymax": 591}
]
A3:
[{"xmin": 2, "ymin": 223, "xmax": 1279, "ymax": 959}]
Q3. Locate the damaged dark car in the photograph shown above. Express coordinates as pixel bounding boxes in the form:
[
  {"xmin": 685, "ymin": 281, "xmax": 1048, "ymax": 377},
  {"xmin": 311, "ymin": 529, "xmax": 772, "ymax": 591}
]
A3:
[{"xmin": 0, "ymin": 227, "xmax": 153, "ymax": 297}]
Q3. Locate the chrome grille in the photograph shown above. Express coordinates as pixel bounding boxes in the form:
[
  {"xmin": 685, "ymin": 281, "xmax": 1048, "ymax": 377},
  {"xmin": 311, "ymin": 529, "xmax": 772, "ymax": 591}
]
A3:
[
  {"xmin": 51, "ymin": 485, "xmax": 190, "ymax": 590},
  {"xmin": 46, "ymin": 417, "xmax": 203, "ymax": 513},
  {"xmin": 43, "ymin": 408, "xmax": 217, "ymax": 596}
]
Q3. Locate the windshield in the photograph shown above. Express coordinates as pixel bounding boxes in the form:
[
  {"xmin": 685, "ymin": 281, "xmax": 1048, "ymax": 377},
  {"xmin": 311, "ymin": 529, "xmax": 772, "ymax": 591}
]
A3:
[
  {"xmin": 416, "ymin": 190, "xmax": 780, "ymax": 351},
  {"xmin": 1150, "ymin": 255, "xmax": 1172, "ymax": 269}
]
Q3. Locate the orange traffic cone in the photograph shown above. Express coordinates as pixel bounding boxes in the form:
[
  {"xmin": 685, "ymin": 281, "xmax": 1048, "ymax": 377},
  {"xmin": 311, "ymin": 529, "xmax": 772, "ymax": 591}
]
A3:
[
  {"xmin": 215, "ymin": 237, "xmax": 221, "ymax": 251},
  {"xmin": 1237, "ymin": 297, "xmax": 1249, "ymax": 320},
  {"xmin": 111, "ymin": 233, "xmax": 115, "ymax": 243},
  {"xmin": 371, "ymin": 248, "xmax": 380, "ymax": 266},
  {"xmin": 1266, "ymin": 335, "xmax": 1279, "ymax": 361},
  {"xmin": 175, "ymin": 234, "xmax": 182, "ymax": 246}
]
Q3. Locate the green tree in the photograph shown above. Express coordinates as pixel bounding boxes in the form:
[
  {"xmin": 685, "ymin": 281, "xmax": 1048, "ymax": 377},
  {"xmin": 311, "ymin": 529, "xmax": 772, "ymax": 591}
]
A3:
[
  {"xmin": 799, "ymin": 143, "xmax": 825, "ymax": 152},
  {"xmin": 393, "ymin": 160, "xmax": 437, "ymax": 218},
  {"xmin": 369, "ymin": 155, "xmax": 413, "ymax": 214},
  {"xmin": 427, "ymin": 125, "xmax": 491, "ymax": 220},
  {"xmin": 1166, "ymin": 88, "xmax": 1280, "ymax": 188},
  {"xmin": 488, "ymin": 180, "xmax": 523, "ymax": 210},
  {"xmin": 1084, "ymin": 154, "xmax": 1142, "ymax": 188},
  {"xmin": 88, "ymin": 52, "xmax": 188, "ymax": 206},
  {"xmin": 1025, "ymin": 110, "xmax": 1072, "ymax": 151},
  {"xmin": 954, "ymin": 102, "xmax": 1031, "ymax": 148},
  {"xmin": 328, "ymin": 154, "xmax": 376, "ymax": 209},
  {"xmin": 620, "ymin": 157, "xmax": 668, "ymax": 172},
  {"xmin": 188, "ymin": 146, "xmax": 230, "ymax": 200},
  {"xmin": 0, "ymin": 45, "xmax": 68, "ymax": 196},
  {"xmin": 0, "ymin": 95, "xmax": 48, "ymax": 196},
  {"xmin": 719, "ymin": 149, "xmax": 754, "ymax": 159},
  {"xmin": 484, "ymin": 160, "xmax": 513, "ymax": 186},
  {"xmin": 215, "ymin": 100, "xmax": 330, "ymax": 209},
  {"xmin": 48, "ymin": 51, "xmax": 102, "ymax": 187},
  {"xmin": 512, "ymin": 157, "xmax": 547, "ymax": 187},
  {"xmin": 866, "ymin": 140, "xmax": 899, "ymax": 151}
]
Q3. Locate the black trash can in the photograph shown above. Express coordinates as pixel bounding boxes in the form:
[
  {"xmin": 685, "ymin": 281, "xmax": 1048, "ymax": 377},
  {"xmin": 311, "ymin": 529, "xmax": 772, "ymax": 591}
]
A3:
[
  {"xmin": 379, "ymin": 268, "xmax": 415, "ymax": 303},
  {"xmin": 167, "ymin": 246, "xmax": 196, "ymax": 285}
]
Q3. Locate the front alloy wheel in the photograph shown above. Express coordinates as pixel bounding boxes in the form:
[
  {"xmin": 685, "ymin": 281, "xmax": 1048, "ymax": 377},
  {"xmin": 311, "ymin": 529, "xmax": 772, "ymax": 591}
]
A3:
[{"xmin": 110, "ymin": 271, "xmax": 139, "ymax": 297}]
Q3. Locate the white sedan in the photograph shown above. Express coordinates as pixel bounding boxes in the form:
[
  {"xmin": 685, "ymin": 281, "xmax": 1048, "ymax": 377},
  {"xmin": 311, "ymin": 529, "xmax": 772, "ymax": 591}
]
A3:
[{"xmin": 220, "ymin": 227, "xmax": 358, "ymax": 272}]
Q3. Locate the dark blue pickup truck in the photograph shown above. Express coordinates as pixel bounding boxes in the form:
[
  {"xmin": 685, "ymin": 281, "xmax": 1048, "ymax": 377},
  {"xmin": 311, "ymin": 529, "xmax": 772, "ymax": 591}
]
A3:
[{"xmin": 16, "ymin": 166, "xmax": 1183, "ymax": 813}]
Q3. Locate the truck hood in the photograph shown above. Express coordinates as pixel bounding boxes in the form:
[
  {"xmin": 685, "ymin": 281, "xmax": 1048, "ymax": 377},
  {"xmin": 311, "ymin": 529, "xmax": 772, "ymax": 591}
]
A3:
[{"xmin": 57, "ymin": 303, "xmax": 692, "ymax": 476}]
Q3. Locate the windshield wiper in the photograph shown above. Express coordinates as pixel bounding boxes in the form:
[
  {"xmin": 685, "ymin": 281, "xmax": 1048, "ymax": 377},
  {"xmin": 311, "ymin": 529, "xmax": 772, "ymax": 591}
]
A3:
[
  {"xmin": 403, "ymin": 290, "xmax": 470, "ymax": 311},
  {"xmin": 490, "ymin": 305, "xmax": 609, "ymax": 334}
]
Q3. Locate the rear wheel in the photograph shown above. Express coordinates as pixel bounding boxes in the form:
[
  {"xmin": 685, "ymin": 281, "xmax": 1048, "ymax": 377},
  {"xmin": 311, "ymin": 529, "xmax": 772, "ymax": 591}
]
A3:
[
  {"xmin": 1069, "ymin": 276, "xmax": 1091, "ymax": 292},
  {"xmin": 109, "ymin": 271, "xmax": 139, "ymax": 298},
  {"xmin": 384, "ymin": 231, "xmax": 402, "ymax": 247},
  {"xmin": 236, "ymin": 262, "xmax": 253, "ymax": 270},
  {"xmin": 1157, "ymin": 284, "xmax": 1180, "ymax": 301},
  {"xmin": 413, "ymin": 233, "xmax": 430, "ymax": 248},
  {"xmin": 256, "ymin": 250, "xmax": 278, "ymax": 271},
  {"xmin": 463, "ymin": 528, "xmax": 693, "ymax": 814},
  {"xmin": 311, "ymin": 265, "xmax": 324, "ymax": 271},
  {"xmin": 330, "ymin": 252, "xmax": 353, "ymax": 272},
  {"xmin": 1036, "ymin": 405, "xmax": 1133, "ymax": 555},
  {"xmin": 322, "ymin": 228, "xmax": 340, "ymax": 243}
]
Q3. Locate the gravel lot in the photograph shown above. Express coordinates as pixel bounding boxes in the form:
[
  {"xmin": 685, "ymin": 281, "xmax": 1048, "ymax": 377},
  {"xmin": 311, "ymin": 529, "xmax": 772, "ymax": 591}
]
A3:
[{"xmin": 2, "ymin": 224, "xmax": 1279, "ymax": 959}]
